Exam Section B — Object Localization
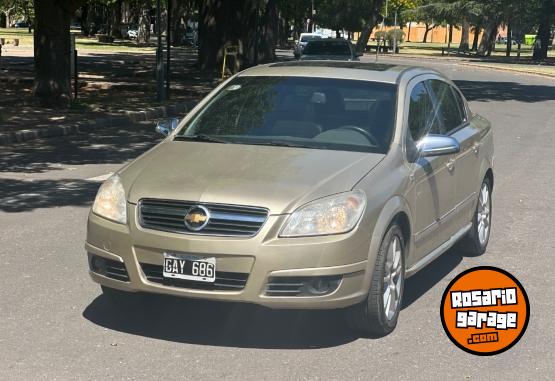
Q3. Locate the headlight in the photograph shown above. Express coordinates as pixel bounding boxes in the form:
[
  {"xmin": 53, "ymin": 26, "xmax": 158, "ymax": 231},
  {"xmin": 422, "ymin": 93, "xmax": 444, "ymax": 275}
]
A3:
[
  {"xmin": 92, "ymin": 175, "xmax": 127, "ymax": 224},
  {"xmin": 280, "ymin": 190, "xmax": 366, "ymax": 237}
]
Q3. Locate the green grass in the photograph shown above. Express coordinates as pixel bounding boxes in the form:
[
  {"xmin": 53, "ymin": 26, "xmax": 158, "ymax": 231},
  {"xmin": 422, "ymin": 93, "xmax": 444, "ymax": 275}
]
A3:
[
  {"xmin": 0, "ymin": 28, "xmax": 154, "ymax": 53},
  {"xmin": 394, "ymin": 41, "xmax": 555, "ymax": 59}
]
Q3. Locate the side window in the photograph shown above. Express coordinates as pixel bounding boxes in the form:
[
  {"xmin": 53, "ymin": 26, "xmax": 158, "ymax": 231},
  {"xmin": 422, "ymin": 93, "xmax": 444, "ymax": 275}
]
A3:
[
  {"xmin": 407, "ymin": 81, "xmax": 441, "ymax": 141},
  {"xmin": 429, "ymin": 80, "xmax": 464, "ymax": 133},
  {"xmin": 451, "ymin": 87, "xmax": 468, "ymax": 124}
]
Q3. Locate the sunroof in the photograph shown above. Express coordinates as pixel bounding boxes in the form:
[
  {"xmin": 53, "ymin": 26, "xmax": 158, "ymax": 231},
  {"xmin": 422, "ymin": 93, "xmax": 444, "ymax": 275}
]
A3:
[{"xmin": 269, "ymin": 61, "xmax": 397, "ymax": 71}]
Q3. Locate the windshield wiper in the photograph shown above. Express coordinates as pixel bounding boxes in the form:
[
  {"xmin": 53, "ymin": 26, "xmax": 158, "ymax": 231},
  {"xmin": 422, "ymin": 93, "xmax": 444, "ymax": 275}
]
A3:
[
  {"xmin": 236, "ymin": 141, "xmax": 317, "ymax": 149},
  {"xmin": 174, "ymin": 134, "xmax": 229, "ymax": 144}
]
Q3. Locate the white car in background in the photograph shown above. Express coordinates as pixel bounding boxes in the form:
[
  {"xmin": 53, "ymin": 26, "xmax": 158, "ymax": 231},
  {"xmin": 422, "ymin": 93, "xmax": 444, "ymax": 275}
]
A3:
[
  {"xmin": 294, "ymin": 33, "xmax": 322, "ymax": 58},
  {"xmin": 127, "ymin": 27, "xmax": 138, "ymax": 39}
]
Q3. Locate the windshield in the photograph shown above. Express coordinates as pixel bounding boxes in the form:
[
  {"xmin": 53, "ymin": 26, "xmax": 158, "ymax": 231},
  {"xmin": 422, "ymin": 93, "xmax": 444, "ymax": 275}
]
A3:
[
  {"xmin": 300, "ymin": 35, "xmax": 321, "ymax": 42},
  {"xmin": 177, "ymin": 76, "xmax": 397, "ymax": 154},
  {"xmin": 304, "ymin": 40, "xmax": 352, "ymax": 56}
]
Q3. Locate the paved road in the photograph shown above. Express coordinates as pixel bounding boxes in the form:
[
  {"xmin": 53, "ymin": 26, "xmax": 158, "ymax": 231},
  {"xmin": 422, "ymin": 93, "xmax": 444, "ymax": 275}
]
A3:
[{"xmin": 1, "ymin": 61, "xmax": 554, "ymax": 380}]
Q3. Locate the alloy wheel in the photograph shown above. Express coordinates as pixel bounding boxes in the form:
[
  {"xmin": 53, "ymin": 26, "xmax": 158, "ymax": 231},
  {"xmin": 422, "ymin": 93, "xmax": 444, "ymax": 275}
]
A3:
[
  {"xmin": 383, "ymin": 235, "xmax": 403, "ymax": 321},
  {"xmin": 477, "ymin": 182, "xmax": 491, "ymax": 246}
]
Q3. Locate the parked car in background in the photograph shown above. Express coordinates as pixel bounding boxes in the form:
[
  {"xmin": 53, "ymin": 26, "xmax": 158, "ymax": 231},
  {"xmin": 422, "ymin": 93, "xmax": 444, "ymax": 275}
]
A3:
[
  {"xmin": 87, "ymin": 61, "xmax": 494, "ymax": 337},
  {"xmin": 294, "ymin": 33, "xmax": 322, "ymax": 58},
  {"xmin": 300, "ymin": 38, "xmax": 361, "ymax": 61},
  {"xmin": 127, "ymin": 26, "xmax": 138, "ymax": 39},
  {"xmin": 13, "ymin": 20, "xmax": 29, "ymax": 28}
]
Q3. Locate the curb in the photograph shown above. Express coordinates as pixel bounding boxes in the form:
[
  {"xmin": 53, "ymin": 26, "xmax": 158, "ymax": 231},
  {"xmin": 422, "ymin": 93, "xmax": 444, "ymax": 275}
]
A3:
[{"xmin": 0, "ymin": 100, "xmax": 197, "ymax": 145}]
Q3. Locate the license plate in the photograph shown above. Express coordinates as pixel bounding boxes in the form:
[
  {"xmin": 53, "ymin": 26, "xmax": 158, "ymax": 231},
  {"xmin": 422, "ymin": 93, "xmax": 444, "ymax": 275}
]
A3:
[{"xmin": 162, "ymin": 253, "xmax": 216, "ymax": 283}]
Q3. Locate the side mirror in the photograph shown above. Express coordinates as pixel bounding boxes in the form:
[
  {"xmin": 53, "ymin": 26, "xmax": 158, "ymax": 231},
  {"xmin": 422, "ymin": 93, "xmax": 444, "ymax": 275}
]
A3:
[
  {"xmin": 417, "ymin": 135, "xmax": 460, "ymax": 157},
  {"xmin": 155, "ymin": 117, "xmax": 180, "ymax": 136}
]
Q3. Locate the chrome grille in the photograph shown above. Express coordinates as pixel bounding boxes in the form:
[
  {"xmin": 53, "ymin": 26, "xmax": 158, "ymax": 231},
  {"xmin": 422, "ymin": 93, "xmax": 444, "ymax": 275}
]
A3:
[
  {"xmin": 265, "ymin": 277, "xmax": 305, "ymax": 296},
  {"xmin": 138, "ymin": 199, "xmax": 268, "ymax": 237},
  {"xmin": 140, "ymin": 263, "xmax": 249, "ymax": 291}
]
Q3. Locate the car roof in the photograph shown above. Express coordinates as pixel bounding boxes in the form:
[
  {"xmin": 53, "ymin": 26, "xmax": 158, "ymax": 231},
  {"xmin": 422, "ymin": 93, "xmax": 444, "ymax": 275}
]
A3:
[{"xmin": 238, "ymin": 61, "xmax": 439, "ymax": 84}]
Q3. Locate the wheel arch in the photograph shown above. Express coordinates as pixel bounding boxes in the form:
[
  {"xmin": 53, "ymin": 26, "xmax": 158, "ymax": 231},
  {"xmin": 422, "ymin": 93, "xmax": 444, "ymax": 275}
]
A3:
[
  {"xmin": 362, "ymin": 195, "xmax": 413, "ymax": 292},
  {"xmin": 484, "ymin": 167, "xmax": 494, "ymax": 190}
]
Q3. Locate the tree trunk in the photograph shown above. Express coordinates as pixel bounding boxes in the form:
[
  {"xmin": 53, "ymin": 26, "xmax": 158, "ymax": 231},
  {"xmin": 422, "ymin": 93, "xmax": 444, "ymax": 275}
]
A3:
[
  {"xmin": 354, "ymin": 13, "xmax": 380, "ymax": 53},
  {"xmin": 33, "ymin": 0, "xmax": 84, "ymax": 107},
  {"xmin": 477, "ymin": 21, "xmax": 497, "ymax": 56},
  {"xmin": 110, "ymin": 0, "xmax": 123, "ymax": 39},
  {"xmin": 471, "ymin": 25, "xmax": 480, "ymax": 51},
  {"xmin": 80, "ymin": 5, "xmax": 90, "ymax": 36},
  {"xmin": 447, "ymin": 23, "xmax": 453, "ymax": 51},
  {"xmin": 258, "ymin": 0, "xmax": 278, "ymax": 64},
  {"xmin": 198, "ymin": 0, "xmax": 238, "ymax": 72},
  {"xmin": 407, "ymin": 22, "xmax": 411, "ymax": 42},
  {"xmin": 137, "ymin": 0, "xmax": 151, "ymax": 44},
  {"xmin": 459, "ymin": 18, "xmax": 469, "ymax": 52},
  {"xmin": 506, "ymin": 22, "xmax": 512, "ymax": 56},
  {"xmin": 5, "ymin": 6, "xmax": 15, "ymax": 27},
  {"xmin": 169, "ymin": 0, "xmax": 186, "ymax": 45},
  {"xmin": 198, "ymin": 0, "xmax": 276, "ymax": 73},
  {"xmin": 423, "ymin": 23, "xmax": 432, "ymax": 43},
  {"xmin": 23, "ymin": 3, "xmax": 33, "ymax": 33},
  {"xmin": 536, "ymin": 0, "xmax": 553, "ymax": 60}
]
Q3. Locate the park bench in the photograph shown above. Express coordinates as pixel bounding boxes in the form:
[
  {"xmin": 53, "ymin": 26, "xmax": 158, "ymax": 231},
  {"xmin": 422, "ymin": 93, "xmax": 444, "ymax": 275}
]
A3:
[{"xmin": 0, "ymin": 37, "xmax": 20, "ymax": 46}]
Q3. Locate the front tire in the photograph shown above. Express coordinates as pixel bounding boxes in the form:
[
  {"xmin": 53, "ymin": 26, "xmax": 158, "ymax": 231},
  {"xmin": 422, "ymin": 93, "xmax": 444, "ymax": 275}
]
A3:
[{"xmin": 345, "ymin": 223, "xmax": 405, "ymax": 337}]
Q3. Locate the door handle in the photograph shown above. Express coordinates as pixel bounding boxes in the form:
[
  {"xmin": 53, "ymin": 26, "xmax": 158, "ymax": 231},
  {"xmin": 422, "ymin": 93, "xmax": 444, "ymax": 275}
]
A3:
[{"xmin": 446, "ymin": 158, "xmax": 455, "ymax": 172}]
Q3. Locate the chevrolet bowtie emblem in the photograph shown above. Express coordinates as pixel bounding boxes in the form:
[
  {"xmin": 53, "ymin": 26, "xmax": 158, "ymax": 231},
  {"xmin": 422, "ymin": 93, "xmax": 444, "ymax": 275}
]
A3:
[{"xmin": 183, "ymin": 206, "xmax": 210, "ymax": 231}]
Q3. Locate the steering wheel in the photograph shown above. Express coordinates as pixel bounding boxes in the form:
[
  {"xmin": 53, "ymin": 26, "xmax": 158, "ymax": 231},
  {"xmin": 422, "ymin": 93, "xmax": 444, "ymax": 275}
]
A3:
[{"xmin": 338, "ymin": 126, "xmax": 380, "ymax": 147}]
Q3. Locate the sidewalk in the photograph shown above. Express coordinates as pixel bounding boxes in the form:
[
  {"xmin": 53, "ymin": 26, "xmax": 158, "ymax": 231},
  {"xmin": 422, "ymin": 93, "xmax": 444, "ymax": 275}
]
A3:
[{"xmin": 0, "ymin": 44, "xmax": 219, "ymax": 144}]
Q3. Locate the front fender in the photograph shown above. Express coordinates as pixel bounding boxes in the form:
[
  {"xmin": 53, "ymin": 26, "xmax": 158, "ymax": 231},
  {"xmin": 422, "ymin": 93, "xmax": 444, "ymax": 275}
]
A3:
[{"xmin": 361, "ymin": 195, "xmax": 413, "ymax": 292}]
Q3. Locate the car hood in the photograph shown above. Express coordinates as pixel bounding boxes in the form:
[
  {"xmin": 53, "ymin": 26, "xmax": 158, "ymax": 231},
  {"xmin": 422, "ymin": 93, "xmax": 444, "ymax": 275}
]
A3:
[{"xmin": 123, "ymin": 141, "xmax": 384, "ymax": 215}]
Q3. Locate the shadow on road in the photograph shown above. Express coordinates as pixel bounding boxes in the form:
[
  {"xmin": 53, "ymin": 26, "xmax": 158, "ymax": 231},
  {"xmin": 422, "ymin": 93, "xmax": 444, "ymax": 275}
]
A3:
[
  {"xmin": 83, "ymin": 244, "xmax": 475, "ymax": 349},
  {"xmin": 0, "ymin": 178, "xmax": 100, "ymax": 212},
  {"xmin": 0, "ymin": 124, "xmax": 159, "ymax": 212},
  {"xmin": 454, "ymin": 80, "xmax": 555, "ymax": 103},
  {"xmin": 0, "ymin": 125, "xmax": 159, "ymax": 174},
  {"xmin": 402, "ymin": 244, "xmax": 478, "ymax": 308},
  {"xmin": 83, "ymin": 294, "xmax": 359, "ymax": 349}
]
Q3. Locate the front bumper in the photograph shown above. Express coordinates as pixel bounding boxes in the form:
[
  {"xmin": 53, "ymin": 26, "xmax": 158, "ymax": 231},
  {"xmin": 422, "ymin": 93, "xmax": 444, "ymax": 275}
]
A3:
[{"xmin": 86, "ymin": 204, "xmax": 371, "ymax": 309}]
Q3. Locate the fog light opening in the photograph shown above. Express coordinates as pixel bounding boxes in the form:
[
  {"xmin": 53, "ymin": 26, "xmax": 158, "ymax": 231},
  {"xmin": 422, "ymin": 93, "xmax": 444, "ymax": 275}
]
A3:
[
  {"xmin": 90, "ymin": 255, "xmax": 107, "ymax": 276},
  {"xmin": 306, "ymin": 276, "xmax": 341, "ymax": 296}
]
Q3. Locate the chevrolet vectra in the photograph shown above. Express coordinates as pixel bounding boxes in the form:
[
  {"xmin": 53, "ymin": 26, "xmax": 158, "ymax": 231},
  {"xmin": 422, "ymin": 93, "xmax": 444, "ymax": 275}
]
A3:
[{"xmin": 87, "ymin": 61, "xmax": 493, "ymax": 336}]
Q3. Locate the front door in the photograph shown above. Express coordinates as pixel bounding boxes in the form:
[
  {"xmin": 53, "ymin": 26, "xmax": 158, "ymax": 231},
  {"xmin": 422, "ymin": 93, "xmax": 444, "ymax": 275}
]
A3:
[
  {"xmin": 405, "ymin": 79, "xmax": 458, "ymax": 261},
  {"xmin": 428, "ymin": 79, "xmax": 481, "ymax": 231}
]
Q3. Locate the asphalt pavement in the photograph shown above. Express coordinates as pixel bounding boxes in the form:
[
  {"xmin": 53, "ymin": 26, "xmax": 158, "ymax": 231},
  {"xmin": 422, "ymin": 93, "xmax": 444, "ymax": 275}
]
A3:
[{"xmin": 1, "ymin": 58, "xmax": 554, "ymax": 380}]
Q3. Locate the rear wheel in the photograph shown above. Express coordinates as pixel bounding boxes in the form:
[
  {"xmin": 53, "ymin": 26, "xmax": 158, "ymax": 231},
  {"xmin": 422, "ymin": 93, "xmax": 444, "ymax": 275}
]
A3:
[
  {"xmin": 345, "ymin": 223, "xmax": 405, "ymax": 337},
  {"xmin": 460, "ymin": 177, "xmax": 492, "ymax": 255}
]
